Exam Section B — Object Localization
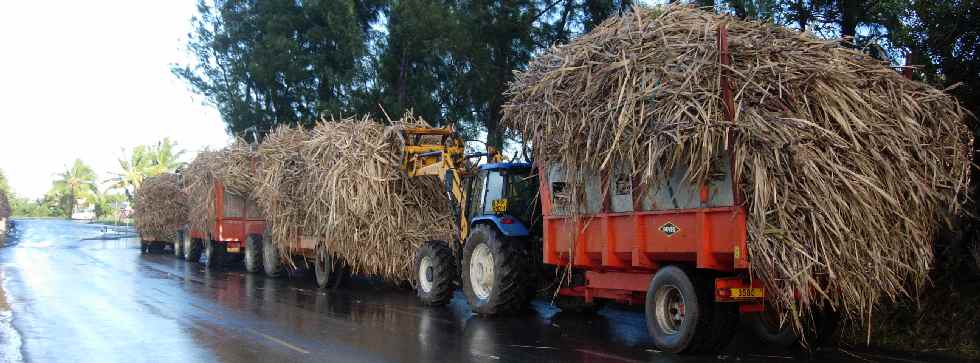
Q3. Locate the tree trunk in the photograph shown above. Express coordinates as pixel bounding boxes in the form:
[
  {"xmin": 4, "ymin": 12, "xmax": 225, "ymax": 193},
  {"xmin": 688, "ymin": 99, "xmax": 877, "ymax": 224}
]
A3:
[{"xmin": 838, "ymin": 0, "xmax": 859, "ymax": 40}]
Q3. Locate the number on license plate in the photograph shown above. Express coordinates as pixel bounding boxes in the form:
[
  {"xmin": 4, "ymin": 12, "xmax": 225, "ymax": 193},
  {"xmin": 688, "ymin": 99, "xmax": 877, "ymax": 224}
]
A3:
[{"xmin": 730, "ymin": 287, "xmax": 763, "ymax": 298}]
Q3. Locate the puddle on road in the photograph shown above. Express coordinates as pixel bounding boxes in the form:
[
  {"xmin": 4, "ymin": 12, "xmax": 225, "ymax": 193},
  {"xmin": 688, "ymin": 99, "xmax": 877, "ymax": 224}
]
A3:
[{"xmin": 0, "ymin": 270, "xmax": 24, "ymax": 363}]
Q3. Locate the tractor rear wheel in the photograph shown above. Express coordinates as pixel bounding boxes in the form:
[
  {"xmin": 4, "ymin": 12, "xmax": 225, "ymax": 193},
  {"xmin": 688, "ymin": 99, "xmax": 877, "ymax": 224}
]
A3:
[
  {"xmin": 415, "ymin": 240, "xmax": 456, "ymax": 306},
  {"xmin": 244, "ymin": 234, "xmax": 262, "ymax": 273},
  {"xmin": 645, "ymin": 266, "xmax": 737, "ymax": 354},
  {"xmin": 263, "ymin": 230, "xmax": 283, "ymax": 277},
  {"xmin": 461, "ymin": 225, "xmax": 532, "ymax": 315}
]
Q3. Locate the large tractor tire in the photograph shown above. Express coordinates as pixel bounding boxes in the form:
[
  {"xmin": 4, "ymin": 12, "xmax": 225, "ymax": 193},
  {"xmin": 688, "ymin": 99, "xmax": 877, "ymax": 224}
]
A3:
[
  {"xmin": 203, "ymin": 239, "xmax": 226, "ymax": 269},
  {"xmin": 244, "ymin": 234, "xmax": 262, "ymax": 273},
  {"xmin": 461, "ymin": 224, "xmax": 532, "ymax": 315},
  {"xmin": 415, "ymin": 240, "xmax": 456, "ymax": 306},
  {"xmin": 263, "ymin": 229, "xmax": 283, "ymax": 277},
  {"xmin": 174, "ymin": 231, "xmax": 184, "ymax": 259},
  {"xmin": 645, "ymin": 266, "xmax": 738, "ymax": 354},
  {"xmin": 183, "ymin": 234, "xmax": 202, "ymax": 263}
]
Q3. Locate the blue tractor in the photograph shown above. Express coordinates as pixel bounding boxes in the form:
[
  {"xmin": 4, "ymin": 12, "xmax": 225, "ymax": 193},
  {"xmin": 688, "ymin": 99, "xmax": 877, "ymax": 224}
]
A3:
[{"xmin": 402, "ymin": 127, "xmax": 540, "ymax": 314}]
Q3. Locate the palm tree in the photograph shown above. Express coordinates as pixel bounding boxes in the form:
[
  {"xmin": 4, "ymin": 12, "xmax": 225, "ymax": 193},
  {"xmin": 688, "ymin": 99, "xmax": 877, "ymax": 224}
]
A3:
[
  {"xmin": 51, "ymin": 159, "xmax": 98, "ymax": 218},
  {"xmin": 148, "ymin": 138, "xmax": 186, "ymax": 175},
  {"xmin": 107, "ymin": 139, "xmax": 187, "ymax": 202},
  {"xmin": 106, "ymin": 145, "xmax": 154, "ymax": 202}
]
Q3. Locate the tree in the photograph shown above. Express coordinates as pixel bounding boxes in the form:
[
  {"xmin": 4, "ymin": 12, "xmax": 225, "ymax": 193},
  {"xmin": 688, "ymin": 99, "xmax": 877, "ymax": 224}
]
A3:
[
  {"xmin": 50, "ymin": 159, "xmax": 98, "ymax": 218},
  {"xmin": 373, "ymin": 0, "xmax": 461, "ymax": 124},
  {"xmin": 148, "ymin": 138, "xmax": 186, "ymax": 175},
  {"xmin": 0, "ymin": 168, "xmax": 10, "ymax": 195},
  {"xmin": 107, "ymin": 138, "xmax": 186, "ymax": 201},
  {"xmin": 91, "ymin": 189, "xmax": 126, "ymax": 220},
  {"xmin": 106, "ymin": 145, "xmax": 154, "ymax": 202},
  {"xmin": 173, "ymin": 0, "xmax": 383, "ymax": 139}
]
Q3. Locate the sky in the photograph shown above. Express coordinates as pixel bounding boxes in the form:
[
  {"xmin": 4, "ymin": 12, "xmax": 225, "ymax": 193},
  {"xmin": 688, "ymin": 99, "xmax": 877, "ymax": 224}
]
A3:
[{"xmin": 0, "ymin": 1, "xmax": 230, "ymax": 199}]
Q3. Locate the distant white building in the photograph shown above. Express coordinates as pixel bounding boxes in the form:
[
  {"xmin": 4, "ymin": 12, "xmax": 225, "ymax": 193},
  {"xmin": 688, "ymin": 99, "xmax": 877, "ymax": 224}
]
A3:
[{"xmin": 71, "ymin": 199, "xmax": 95, "ymax": 221}]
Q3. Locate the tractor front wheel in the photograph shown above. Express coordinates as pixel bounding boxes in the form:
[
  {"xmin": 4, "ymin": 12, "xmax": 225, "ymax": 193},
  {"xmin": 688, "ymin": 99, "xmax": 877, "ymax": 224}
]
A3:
[
  {"xmin": 461, "ymin": 225, "xmax": 531, "ymax": 315},
  {"xmin": 415, "ymin": 240, "xmax": 456, "ymax": 306}
]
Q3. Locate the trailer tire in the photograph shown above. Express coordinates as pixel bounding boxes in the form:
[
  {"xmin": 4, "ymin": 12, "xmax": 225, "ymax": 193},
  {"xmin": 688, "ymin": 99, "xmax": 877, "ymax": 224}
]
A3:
[
  {"xmin": 645, "ymin": 266, "xmax": 737, "ymax": 354},
  {"xmin": 174, "ymin": 232, "xmax": 184, "ymax": 259},
  {"xmin": 149, "ymin": 242, "xmax": 166, "ymax": 253},
  {"xmin": 415, "ymin": 240, "xmax": 456, "ymax": 306},
  {"xmin": 184, "ymin": 234, "xmax": 202, "ymax": 262},
  {"xmin": 244, "ymin": 234, "xmax": 262, "ymax": 273},
  {"xmin": 203, "ymin": 239, "xmax": 225, "ymax": 269},
  {"xmin": 140, "ymin": 241, "xmax": 149, "ymax": 254},
  {"xmin": 746, "ymin": 307, "xmax": 800, "ymax": 348},
  {"xmin": 263, "ymin": 230, "xmax": 283, "ymax": 277},
  {"xmin": 314, "ymin": 251, "xmax": 346, "ymax": 289},
  {"xmin": 462, "ymin": 225, "xmax": 531, "ymax": 315}
]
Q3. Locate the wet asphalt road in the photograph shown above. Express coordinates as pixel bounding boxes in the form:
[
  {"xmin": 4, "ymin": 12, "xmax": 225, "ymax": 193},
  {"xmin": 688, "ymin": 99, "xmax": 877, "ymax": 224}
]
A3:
[{"xmin": 0, "ymin": 219, "xmax": 953, "ymax": 363}]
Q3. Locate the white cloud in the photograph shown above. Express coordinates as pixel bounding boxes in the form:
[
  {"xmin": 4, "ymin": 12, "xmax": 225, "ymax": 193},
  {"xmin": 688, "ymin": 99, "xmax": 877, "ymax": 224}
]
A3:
[{"xmin": 0, "ymin": 1, "xmax": 231, "ymax": 199}]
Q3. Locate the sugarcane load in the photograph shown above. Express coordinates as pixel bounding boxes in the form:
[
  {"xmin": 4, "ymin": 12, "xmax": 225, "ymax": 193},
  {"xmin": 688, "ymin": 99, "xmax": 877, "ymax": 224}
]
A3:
[{"xmin": 500, "ymin": 4, "xmax": 972, "ymax": 352}]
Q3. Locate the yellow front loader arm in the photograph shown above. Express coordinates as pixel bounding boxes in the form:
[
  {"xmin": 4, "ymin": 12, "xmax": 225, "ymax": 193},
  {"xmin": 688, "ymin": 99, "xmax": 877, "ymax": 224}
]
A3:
[{"xmin": 400, "ymin": 126, "xmax": 499, "ymax": 243}]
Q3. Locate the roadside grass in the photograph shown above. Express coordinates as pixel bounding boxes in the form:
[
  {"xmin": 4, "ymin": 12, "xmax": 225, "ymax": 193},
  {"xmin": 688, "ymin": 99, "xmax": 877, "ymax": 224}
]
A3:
[{"xmin": 843, "ymin": 270, "xmax": 980, "ymax": 359}]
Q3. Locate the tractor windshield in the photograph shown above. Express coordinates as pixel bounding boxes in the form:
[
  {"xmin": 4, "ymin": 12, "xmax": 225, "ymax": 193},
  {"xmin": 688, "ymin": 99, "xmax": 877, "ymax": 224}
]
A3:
[{"xmin": 479, "ymin": 168, "xmax": 537, "ymax": 227}]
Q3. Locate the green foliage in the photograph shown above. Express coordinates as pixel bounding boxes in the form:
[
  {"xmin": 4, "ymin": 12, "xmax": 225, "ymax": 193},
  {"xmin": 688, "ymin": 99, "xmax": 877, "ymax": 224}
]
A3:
[
  {"xmin": 106, "ymin": 138, "xmax": 186, "ymax": 201},
  {"xmin": 49, "ymin": 159, "xmax": 98, "ymax": 218},
  {"xmin": 172, "ymin": 0, "xmax": 384, "ymax": 140},
  {"xmin": 0, "ymin": 169, "xmax": 10, "ymax": 195},
  {"xmin": 91, "ymin": 189, "xmax": 127, "ymax": 220}
]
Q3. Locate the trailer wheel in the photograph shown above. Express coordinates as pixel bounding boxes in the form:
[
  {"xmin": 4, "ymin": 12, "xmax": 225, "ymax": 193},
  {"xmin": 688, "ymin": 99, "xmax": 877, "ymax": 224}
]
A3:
[
  {"xmin": 203, "ymin": 239, "xmax": 226, "ymax": 269},
  {"xmin": 314, "ymin": 250, "xmax": 346, "ymax": 289},
  {"xmin": 746, "ymin": 305, "xmax": 799, "ymax": 348},
  {"xmin": 244, "ymin": 234, "xmax": 262, "ymax": 273},
  {"xmin": 140, "ymin": 241, "xmax": 149, "ymax": 254},
  {"xmin": 174, "ymin": 232, "xmax": 184, "ymax": 259},
  {"xmin": 263, "ymin": 230, "xmax": 283, "ymax": 277},
  {"xmin": 149, "ymin": 242, "xmax": 166, "ymax": 253},
  {"xmin": 184, "ymin": 234, "xmax": 202, "ymax": 262},
  {"xmin": 415, "ymin": 240, "xmax": 456, "ymax": 306},
  {"xmin": 645, "ymin": 266, "xmax": 737, "ymax": 353},
  {"xmin": 462, "ymin": 225, "xmax": 531, "ymax": 315}
]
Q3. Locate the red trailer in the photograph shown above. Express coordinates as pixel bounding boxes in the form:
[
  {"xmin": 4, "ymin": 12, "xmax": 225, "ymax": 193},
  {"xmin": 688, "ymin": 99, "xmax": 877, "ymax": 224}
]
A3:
[
  {"xmin": 179, "ymin": 179, "xmax": 266, "ymax": 269},
  {"xmin": 536, "ymin": 156, "xmax": 767, "ymax": 353}
]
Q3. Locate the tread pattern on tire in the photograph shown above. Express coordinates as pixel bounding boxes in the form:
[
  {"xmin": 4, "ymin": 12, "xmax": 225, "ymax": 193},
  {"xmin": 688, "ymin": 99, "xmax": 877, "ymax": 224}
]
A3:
[
  {"xmin": 174, "ymin": 231, "xmax": 184, "ymax": 259},
  {"xmin": 245, "ymin": 234, "xmax": 262, "ymax": 273},
  {"xmin": 204, "ymin": 239, "xmax": 225, "ymax": 269},
  {"xmin": 462, "ymin": 224, "xmax": 532, "ymax": 315},
  {"xmin": 185, "ymin": 235, "xmax": 202, "ymax": 262},
  {"xmin": 415, "ymin": 240, "xmax": 456, "ymax": 306},
  {"xmin": 263, "ymin": 228, "xmax": 282, "ymax": 277}
]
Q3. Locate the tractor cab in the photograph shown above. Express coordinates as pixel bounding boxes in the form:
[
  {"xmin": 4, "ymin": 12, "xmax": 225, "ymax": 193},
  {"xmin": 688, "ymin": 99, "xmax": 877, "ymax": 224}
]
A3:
[{"xmin": 466, "ymin": 162, "xmax": 538, "ymax": 239}]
